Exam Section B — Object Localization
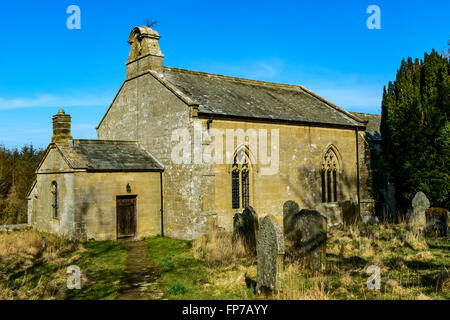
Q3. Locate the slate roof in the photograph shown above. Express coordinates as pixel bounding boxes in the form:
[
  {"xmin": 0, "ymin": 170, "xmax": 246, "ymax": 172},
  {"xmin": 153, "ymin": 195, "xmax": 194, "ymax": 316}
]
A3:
[
  {"xmin": 55, "ymin": 140, "xmax": 164, "ymax": 172},
  {"xmin": 163, "ymin": 67, "xmax": 365, "ymax": 127},
  {"xmin": 350, "ymin": 112, "xmax": 382, "ymax": 141}
]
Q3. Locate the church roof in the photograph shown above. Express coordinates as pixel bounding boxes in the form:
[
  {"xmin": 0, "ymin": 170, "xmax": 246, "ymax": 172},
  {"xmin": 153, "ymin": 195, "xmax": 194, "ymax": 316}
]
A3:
[
  {"xmin": 163, "ymin": 67, "xmax": 365, "ymax": 128},
  {"xmin": 350, "ymin": 112, "xmax": 382, "ymax": 141},
  {"xmin": 54, "ymin": 140, "xmax": 164, "ymax": 172}
]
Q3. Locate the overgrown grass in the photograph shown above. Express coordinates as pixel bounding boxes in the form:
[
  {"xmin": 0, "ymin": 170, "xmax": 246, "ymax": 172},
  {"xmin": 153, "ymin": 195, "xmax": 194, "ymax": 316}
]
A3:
[
  {"xmin": 192, "ymin": 228, "xmax": 247, "ymax": 267},
  {"xmin": 148, "ymin": 223, "xmax": 449, "ymax": 301},
  {"xmin": 0, "ymin": 229, "xmax": 127, "ymax": 300},
  {"xmin": 2, "ymin": 224, "xmax": 448, "ymax": 300},
  {"xmin": 278, "ymin": 223, "xmax": 450, "ymax": 300}
]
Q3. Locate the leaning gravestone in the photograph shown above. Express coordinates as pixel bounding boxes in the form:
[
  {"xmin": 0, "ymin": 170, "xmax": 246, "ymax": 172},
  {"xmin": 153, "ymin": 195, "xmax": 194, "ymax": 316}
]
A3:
[
  {"xmin": 425, "ymin": 208, "xmax": 449, "ymax": 238},
  {"xmin": 256, "ymin": 215, "xmax": 285, "ymax": 294},
  {"xmin": 340, "ymin": 200, "xmax": 360, "ymax": 226},
  {"xmin": 291, "ymin": 210, "xmax": 327, "ymax": 272},
  {"xmin": 408, "ymin": 192, "xmax": 430, "ymax": 230},
  {"xmin": 232, "ymin": 206, "xmax": 259, "ymax": 255},
  {"xmin": 283, "ymin": 200, "xmax": 300, "ymax": 237}
]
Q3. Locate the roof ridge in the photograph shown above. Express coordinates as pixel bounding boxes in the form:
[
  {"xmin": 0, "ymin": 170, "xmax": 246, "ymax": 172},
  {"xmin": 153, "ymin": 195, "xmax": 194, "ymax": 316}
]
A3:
[
  {"xmin": 164, "ymin": 66, "xmax": 302, "ymax": 90},
  {"xmin": 72, "ymin": 139, "xmax": 138, "ymax": 144},
  {"xmin": 297, "ymin": 86, "xmax": 366, "ymax": 124},
  {"xmin": 351, "ymin": 112, "xmax": 381, "ymax": 117},
  {"xmin": 138, "ymin": 145, "xmax": 165, "ymax": 170},
  {"xmin": 55, "ymin": 140, "xmax": 164, "ymax": 172}
]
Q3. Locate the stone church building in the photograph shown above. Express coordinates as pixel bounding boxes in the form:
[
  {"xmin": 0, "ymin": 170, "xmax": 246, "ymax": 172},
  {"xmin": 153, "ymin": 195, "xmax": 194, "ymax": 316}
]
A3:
[{"xmin": 28, "ymin": 26, "xmax": 384, "ymax": 241}]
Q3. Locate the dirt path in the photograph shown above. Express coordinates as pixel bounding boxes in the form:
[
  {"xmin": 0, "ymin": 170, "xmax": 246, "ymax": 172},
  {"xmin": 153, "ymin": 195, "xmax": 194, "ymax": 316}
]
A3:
[{"xmin": 116, "ymin": 240, "xmax": 164, "ymax": 300}]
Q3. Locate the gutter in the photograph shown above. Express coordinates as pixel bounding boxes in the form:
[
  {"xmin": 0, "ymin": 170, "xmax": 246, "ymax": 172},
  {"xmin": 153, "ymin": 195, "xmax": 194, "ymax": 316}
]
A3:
[
  {"xmin": 355, "ymin": 128, "xmax": 361, "ymax": 214},
  {"xmin": 160, "ymin": 171, "xmax": 164, "ymax": 238},
  {"xmin": 198, "ymin": 112, "xmax": 366, "ymax": 130},
  {"xmin": 206, "ymin": 115, "xmax": 214, "ymax": 131}
]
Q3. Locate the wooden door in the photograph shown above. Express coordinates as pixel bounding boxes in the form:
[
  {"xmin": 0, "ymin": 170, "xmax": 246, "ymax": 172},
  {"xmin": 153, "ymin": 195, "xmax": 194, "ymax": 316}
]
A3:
[{"xmin": 116, "ymin": 196, "xmax": 137, "ymax": 239}]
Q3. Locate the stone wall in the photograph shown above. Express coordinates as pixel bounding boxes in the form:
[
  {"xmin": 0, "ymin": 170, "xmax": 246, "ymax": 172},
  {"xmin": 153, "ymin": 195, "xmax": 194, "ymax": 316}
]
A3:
[
  {"xmin": 29, "ymin": 147, "xmax": 76, "ymax": 239},
  {"xmin": 29, "ymin": 146, "xmax": 162, "ymax": 241},
  {"xmin": 97, "ymin": 73, "xmax": 203, "ymax": 239},
  {"xmin": 358, "ymin": 131, "xmax": 376, "ymax": 222},
  {"xmin": 73, "ymin": 171, "xmax": 161, "ymax": 241},
  {"xmin": 200, "ymin": 118, "xmax": 363, "ymax": 230},
  {"xmin": 96, "ymin": 69, "xmax": 378, "ymax": 240}
]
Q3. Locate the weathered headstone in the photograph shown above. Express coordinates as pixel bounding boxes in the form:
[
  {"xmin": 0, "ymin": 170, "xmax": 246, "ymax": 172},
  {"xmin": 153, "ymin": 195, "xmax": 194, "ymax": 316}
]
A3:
[
  {"xmin": 408, "ymin": 192, "xmax": 430, "ymax": 229},
  {"xmin": 232, "ymin": 206, "xmax": 259, "ymax": 255},
  {"xmin": 256, "ymin": 215, "xmax": 285, "ymax": 294},
  {"xmin": 291, "ymin": 210, "xmax": 327, "ymax": 272},
  {"xmin": 232, "ymin": 213, "xmax": 244, "ymax": 241},
  {"xmin": 425, "ymin": 208, "xmax": 449, "ymax": 238},
  {"xmin": 283, "ymin": 200, "xmax": 299, "ymax": 237},
  {"xmin": 340, "ymin": 200, "xmax": 360, "ymax": 226}
]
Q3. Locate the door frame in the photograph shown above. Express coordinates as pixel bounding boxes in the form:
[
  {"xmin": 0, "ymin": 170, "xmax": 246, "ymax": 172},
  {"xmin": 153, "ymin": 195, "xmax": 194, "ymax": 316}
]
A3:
[{"xmin": 116, "ymin": 195, "xmax": 137, "ymax": 240}]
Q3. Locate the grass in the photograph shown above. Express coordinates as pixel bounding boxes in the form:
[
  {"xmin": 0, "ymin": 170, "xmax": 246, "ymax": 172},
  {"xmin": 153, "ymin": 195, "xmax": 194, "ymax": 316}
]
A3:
[
  {"xmin": 0, "ymin": 229, "xmax": 127, "ymax": 300},
  {"xmin": 146, "ymin": 232, "xmax": 255, "ymax": 300},
  {"xmin": 278, "ymin": 223, "xmax": 450, "ymax": 300},
  {"xmin": 148, "ymin": 223, "xmax": 449, "ymax": 300},
  {"xmin": 1, "ymin": 224, "xmax": 448, "ymax": 300},
  {"xmin": 64, "ymin": 241, "xmax": 127, "ymax": 300}
]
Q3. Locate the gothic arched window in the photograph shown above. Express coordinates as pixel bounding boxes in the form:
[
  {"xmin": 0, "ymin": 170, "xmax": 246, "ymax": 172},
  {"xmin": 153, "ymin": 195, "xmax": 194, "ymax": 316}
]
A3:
[
  {"xmin": 231, "ymin": 149, "xmax": 251, "ymax": 209},
  {"xmin": 321, "ymin": 148, "xmax": 339, "ymax": 203},
  {"xmin": 51, "ymin": 181, "xmax": 58, "ymax": 219}
]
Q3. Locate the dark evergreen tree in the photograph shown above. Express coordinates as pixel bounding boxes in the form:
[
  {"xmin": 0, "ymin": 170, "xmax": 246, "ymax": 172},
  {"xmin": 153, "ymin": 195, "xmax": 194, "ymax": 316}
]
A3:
[
  {"xmin": 381, "ymin": 50, "xmax": 449, "ymax": 210},
  {"xmin": 0, "ymin": 144, "xmax": 44, "ymax": 224}
]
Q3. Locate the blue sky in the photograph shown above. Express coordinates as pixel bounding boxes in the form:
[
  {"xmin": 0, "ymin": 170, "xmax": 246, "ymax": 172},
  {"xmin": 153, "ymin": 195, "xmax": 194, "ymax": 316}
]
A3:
[{"xmin": 0, "ymin": 0, "xmax": 448, "ymax": 149}]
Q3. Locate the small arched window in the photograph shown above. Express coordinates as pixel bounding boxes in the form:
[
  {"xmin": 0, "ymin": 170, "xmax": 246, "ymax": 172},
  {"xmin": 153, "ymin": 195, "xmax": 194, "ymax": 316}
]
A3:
[
  {"xmin": 231, "ymin": 149, "xmax": 251, "ymax": 209},
  {"xmin": 51, "ymin": 181, "xmax": 58, "ymax": 219},
  {"xmin": 321, "ymin": 148, "xmax": 339, "ymax": 203}
]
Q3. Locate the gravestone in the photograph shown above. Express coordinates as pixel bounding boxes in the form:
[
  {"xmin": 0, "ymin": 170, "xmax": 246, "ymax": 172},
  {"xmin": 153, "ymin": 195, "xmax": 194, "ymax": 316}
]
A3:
[
  {"xmin": 408, "ymin": 192, "xmax": 430, "ymax": 230},
  {"xmin": 283, "ymin": 200, "xmax": 300, "ymax": 237},
  {"xmin": 340, "ymin": 200, "xmax": 360, "ymax": 226},
  {"xmin": 232, "ymin": 213, "xmax": 245, "ymax": 241},
  {"xmin": 291, "ymin": 210, "xmax": 327, "ymax": 272},
  {"xmin": 232, "ymin": 206, "xmax": 259, "ymax": 255},
  {"xmin": 425, "ymin": 208, "xmax": 449, "ymax": 238},
  {"xmin": 256, "ymin": 215, "xmax": 285, "ymax": 294}
]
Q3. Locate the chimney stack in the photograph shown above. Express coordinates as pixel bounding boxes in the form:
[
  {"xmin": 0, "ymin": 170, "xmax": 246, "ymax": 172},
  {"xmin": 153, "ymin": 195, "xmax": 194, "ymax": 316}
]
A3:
[
  {"xmin": 126, "ymin": 26, "xmax": 164, "ymax": 78},
  {"xmin": 52, "ymin": 109, "xmax": 72, "ymax": 144}
]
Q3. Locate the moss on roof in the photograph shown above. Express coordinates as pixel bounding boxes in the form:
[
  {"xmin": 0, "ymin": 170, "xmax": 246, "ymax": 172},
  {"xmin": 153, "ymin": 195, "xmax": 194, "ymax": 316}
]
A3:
[
  {"xmin": 163, "ymin": 67, "xmax": 364, "ymax": 127},
  {"xmin": 351, "ymin": 112, "xmax": 382, "ymax": 141},
  {"xmin": 56, "ymin": 140, "xmax": 164, "ymax": 172}
]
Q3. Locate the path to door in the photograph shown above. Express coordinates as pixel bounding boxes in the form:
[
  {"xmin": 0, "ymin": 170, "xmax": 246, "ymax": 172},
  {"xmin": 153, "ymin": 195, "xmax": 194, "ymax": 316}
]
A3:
[{"xmin": 116, "ymin": 240, "xmax": 165, "ymax": 300}]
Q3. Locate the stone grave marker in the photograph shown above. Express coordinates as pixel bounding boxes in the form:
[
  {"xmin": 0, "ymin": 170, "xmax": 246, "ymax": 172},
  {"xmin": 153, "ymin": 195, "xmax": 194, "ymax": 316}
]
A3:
[
  {"xmin": 425, "ymin": 208, "xmax": 449, "ymax": 238},
  {"xmin": 232, "ymin": 206, "xmax": 259, "ymax": 255},
  {"xmin": 256, "ymin": 215, "xmax": 285, "ymax": 294},
  {"xmin": 291, "ymin": 210, "xmax": 327, "ymax": 272},
  {"xmin": 283, "ymin": 200, "xmax": 300, "ymax": 238},
  {"xmin": 409, "ymin": 192, "xmax": 430, "ymax": 230}
]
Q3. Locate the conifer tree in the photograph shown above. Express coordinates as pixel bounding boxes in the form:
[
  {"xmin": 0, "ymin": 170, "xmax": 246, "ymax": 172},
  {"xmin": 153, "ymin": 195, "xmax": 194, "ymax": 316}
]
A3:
[
  {"xmin": 381, "ymin": 49, "xmax": 449, "ymax": 210},
  {"xmin": 0, "ymin": 144, "xmax": 43, "ymax": 224}
]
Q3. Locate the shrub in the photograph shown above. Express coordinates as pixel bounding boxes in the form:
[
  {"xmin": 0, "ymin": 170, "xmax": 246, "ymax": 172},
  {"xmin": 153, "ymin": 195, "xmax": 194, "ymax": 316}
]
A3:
[
  {"xmin": 169, "ymin": 282, "xmax": 186, "ymax": 295},
  {"xmin": 161, "ymin": 253, "xmax": 175, "ymax": 269},
  {"xmin": 0, "ymin": 200, "xmax": 24, "ymax": 225}
]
